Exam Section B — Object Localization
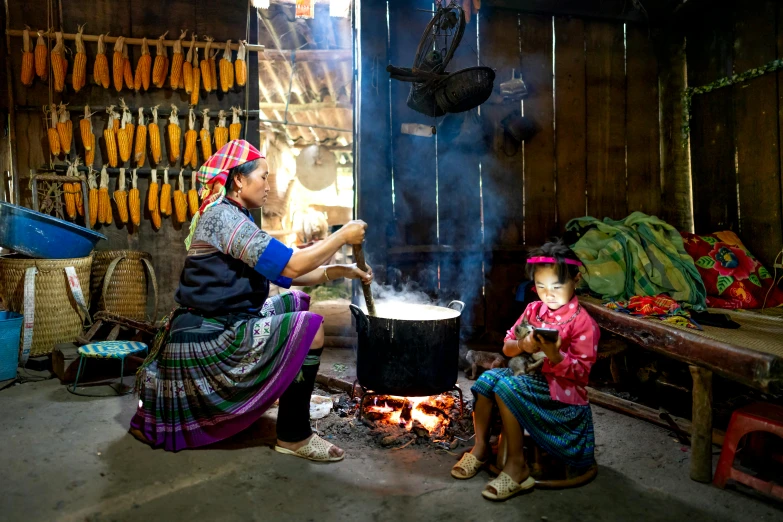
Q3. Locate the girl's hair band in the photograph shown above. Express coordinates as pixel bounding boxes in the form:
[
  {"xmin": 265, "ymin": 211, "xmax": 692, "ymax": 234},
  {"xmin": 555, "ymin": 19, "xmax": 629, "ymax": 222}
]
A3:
[{"xmin": 527, "ymin": 256, "xmax": 583, "ymax": 267}]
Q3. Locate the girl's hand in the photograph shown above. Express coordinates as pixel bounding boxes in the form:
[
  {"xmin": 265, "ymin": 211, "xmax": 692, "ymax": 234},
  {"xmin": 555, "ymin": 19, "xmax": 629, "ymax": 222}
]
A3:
[
  {"xmin": 344, "ymin": 263, "xmax": 373, "ymax": 285},
  {"xmin": 518, "ymin": 333, "xmax": 541, "ymax": 355},
  {"xmin": 534, "ymin": 333, "xmax": 563, "ymax": 362}
]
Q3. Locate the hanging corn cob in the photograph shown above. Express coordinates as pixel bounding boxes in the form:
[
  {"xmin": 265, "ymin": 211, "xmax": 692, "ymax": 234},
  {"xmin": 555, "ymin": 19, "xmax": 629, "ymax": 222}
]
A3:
[
  {"xmin": 104, "ymin": 106, "xmax": 118, "ymax": 167},
  {"xmin": 215, "ymin": 110, "xmax": 229, "ymax": 150},
  {"xmin": 170, "ymin": 30, "xmax": 187, "ymax": 90},
  {"xmin": 190, "ymin": 47, "xmax": 201, "ymax": 106},
  {"xmin": 46, "ymin": 105, "xmax": 61, "ymax": 157},
  {"xmin": 117, "ymin": 100, "xmax": 133, "ymax": 164},
  {"xmin": 94, "ymin": 34, "xmax": 110, "ymax": 88},
  {"xmin": 70, "ymin": 157, "xmax": 84, "ymax": 217},
  {"xmin": 88, "ymin": 169, "xmax": 98, "ymax": 227},
  {"xmin": 188, "ymin": 171, "xmax": 199, "ymax": 217},
  {"xmin": 209, "ymin": 48, "xmax": 219, "ymax": 94},
  {"xmin": 200, "ymin": 109, "xmax": 213, "ymax": 162},
  {"xmin": 134, "ymin": 37, "xmax": 151, "ymax": 92},
  {"xmin": 123, "ymin": 42, "xmax": 134, "ymax": 90},
  {"xmin": 72, "ymin": 24, "xmax": 87, "ymax": 92},
  {"xmin": 219, "ymin": 40, "xmax": 234, "ymax": 93},
  {"xmin": 153, "ymin": 32, "xmax": 169, "ymax": 88},
  {"xmin": 148, "ymin": 105, "xmax": 162, "ymax": 165},
  {"xmin": 135, "ymin": 108, "xmax": 147, "ymax": 168},
  {"xmin": 130, "ymin": 169, "xmax": 141, "ymax": 226},
  {"xmin": 51, "ymin": 31, "xmax": 68, "ymax": 93},
  {"xmin": 114, "ymin": 168, "xmax": 129, "ymax": 224},
  {"xmin": 183, "ymin": 33, "xmax": 196, "ymax": 94},
  {"xmin": 183, "ymin": 108, "xmax": 197, "ymax": 168},
  {"xmin": 168, "ymin": 105, "xmax": 182, "ymax": 165},
  {"xmin": 56, "ymin": 104, "xmax": 72, "ymax": 155},
  {"xmin": 149, "ymin": 169, "xmax": 161, "ymax": 229},
  {"xmin": 63, "ymin": 161, "xmax": 77, "ymax": 219},
  {"xmin": 35, "ymin": 30, "xmax": 48, "ymax": 81},
  {"xmin": 113, "ymin": 36, "xmax": 125, "ymax": 91},
  {"xmin": 81, "ymin": 106, "xmax": 96, "ymax": 167},
  {"xmin": 200, "ymin": 37, "xmax": 214, "ymax": 92},
  {"xmin": 98, "ymin": 166, "xmax": 111, "ymax": 224},
  {"xmin": 174, "ymin": 172, "xmax": 188, "ymax": 223},
  {"xmin": 160, "ymin": 168, "xmax": 172, "ymax": 216},
  {"xmin": 21, "ymin": 27, "xmax": 34, "ymax": 87},
  {"xmin": 230, "ymin": 107, "xmax": 242, "ymax": 141},
  {"xmin": 235, "ymin": 40, "xmax": 247, "ymax": 88}
]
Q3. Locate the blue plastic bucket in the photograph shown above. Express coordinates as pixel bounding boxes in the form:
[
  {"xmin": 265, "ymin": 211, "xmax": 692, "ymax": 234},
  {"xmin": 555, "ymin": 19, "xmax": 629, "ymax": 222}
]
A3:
[{"xmin": 0, "ymin": 311, "xmax": 22, "ymax": 380}]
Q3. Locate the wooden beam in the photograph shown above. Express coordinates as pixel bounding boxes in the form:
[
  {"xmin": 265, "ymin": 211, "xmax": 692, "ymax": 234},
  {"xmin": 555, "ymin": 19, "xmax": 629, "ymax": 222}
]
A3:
[
  {"xmin": 485, "ymin": 0, "xmax": 649, "ymax": 22},
  {"xmin": 258, "ymin": 101, "xmax": 352, "ymax": 112}
]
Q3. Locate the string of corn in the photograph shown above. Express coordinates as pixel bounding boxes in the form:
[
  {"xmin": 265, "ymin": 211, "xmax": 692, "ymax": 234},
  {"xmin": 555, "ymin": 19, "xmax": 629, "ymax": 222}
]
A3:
[
  {"xmin": 46, "ymin": 105, "xmax": 61, "ymax": 157},
  {"xmin": 130, "ymin": 169, "xmax": 141, "ymax": 226},
  {"xmin": 183, "ymin": 108, "xmax": 197, "ymax": 168},
  {"xmin": 35, "ymin": 30, "xmax": 48, "ymax": 80},
  {"xmin": 160, "ymin": 168, "xmax": 172, "ymax": 216},
  {"xmin": 200, "ymin": 37, "xmax": 214, "ymax": 92},
  {"xmin": 188, "ymin": 171, "xmax": 199, "ymax": 217},
  {"xmin": 174, "ymin": 171, "xmax": 188, "ymax": 223},
  {"xmin": 56, "ymin": 104, "xmax": 72, "ymax": 155},
  {"xmin": 21, "ymin": 27, "xmax": 34, "ymax": 86},
  {"xmin": 183, "ymin": 33, "xmax": 196, "ymax": 94},
  {"xmin": 104, "ymin": 105, "xmax": 118, "ymax": 167},
  {"xmin": 170, "ymin": 30, "xmax": 187, "ymax": 90},
  {"xmin": 123, "ymin": 42, "xmax": 134, "ymax": 90},
  {"xmin": 94, "ymin": 34, "xmax": 110, "ymax": 88},
  {"xmin": 88, "ymin": 169, "xmax": 98, "ymax": 227},
  {"xmin": 115, "ymin": 168, "xmax": 129, "ymax": 224},
  {"xmin": 235, "ymin": 40, "xmax": 247, "ymax": 88},
  {"xmin": 72, "ymin": 24, "xmax": 87, "ymax": 92},
  {"xmin": 230, "ymin": 106, "xmax": 242, "ymax": 141},
  {"xmin": 215, "ymin": 110, "xmax": 229, "ymax": 150},
  {"xmin": 153, "ymin": 32, "xmax": 169, "ymax": 88},
  {"xmin": 148, "ymin": 105, "xmax": 162, "ymax": 165},
  {"xmin": 113, "ymin": 36, "xmax": 125, "ymax": 91},
  {"xmin": 149, "ymin": 169, "xmax": 161, "ymax": 229},
  {"xmin": 200, "ymin": 109, "xmax": 213, "ymax": 163},
  {"xmin": 168, "ymin": 105, "xmax": 181, "ymax": 165},
  {"xmin": 135, "ymin": 107, "xmax": 147, "ymax": 168},
  {"xmin": 134, "ymin": 37, "xmax": 151, "ymax": 92}
]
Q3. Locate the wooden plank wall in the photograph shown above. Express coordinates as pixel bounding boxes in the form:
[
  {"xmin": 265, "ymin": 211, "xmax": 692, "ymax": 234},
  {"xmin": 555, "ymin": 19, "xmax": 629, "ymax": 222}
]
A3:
[
  {"xmin": 382, "ymin": 3, "xmax": 661, "ymax": 339},
  {"xmin": 4, "ymin": 0, "xmax": 260, "ymax": 316},
  {"xmin": 684, "ymin": 0, "xmax": 783, "ymax": 267}
]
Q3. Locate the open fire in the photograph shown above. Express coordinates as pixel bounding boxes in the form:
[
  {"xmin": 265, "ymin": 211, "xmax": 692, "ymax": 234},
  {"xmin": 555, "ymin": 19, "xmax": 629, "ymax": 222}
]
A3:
[{"xmin": 362, "ymin": 394, "xmax": 457, "ymax": 438}]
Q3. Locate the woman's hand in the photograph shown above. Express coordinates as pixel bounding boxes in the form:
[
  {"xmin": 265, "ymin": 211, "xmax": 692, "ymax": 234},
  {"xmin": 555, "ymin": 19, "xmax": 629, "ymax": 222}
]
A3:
[
  {"xmin": 343, "ymin": 263, "xmax": 373, "ymax": 285},
  {"xmin": 339, "ymin": 220, "xmax": 367, "ymax": 246}
]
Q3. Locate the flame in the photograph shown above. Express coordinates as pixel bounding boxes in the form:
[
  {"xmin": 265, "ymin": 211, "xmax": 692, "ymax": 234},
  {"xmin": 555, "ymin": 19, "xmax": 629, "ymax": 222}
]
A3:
[{"xmin": 365, "ymin": 395, "xmax": 452, "ymax": 433}]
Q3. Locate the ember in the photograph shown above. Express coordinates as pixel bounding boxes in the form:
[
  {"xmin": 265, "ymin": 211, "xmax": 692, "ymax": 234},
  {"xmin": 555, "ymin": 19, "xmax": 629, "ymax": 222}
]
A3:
[{"xmin": 363, "ymin": 394, "xmax": 456, "ymax": 438}]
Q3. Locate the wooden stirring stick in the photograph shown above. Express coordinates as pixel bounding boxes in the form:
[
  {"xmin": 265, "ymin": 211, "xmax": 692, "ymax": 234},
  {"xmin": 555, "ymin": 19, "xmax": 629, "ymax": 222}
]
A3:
[{"xmin": 353, "ymin": 243, "xmax": 376, "ymax": 316}]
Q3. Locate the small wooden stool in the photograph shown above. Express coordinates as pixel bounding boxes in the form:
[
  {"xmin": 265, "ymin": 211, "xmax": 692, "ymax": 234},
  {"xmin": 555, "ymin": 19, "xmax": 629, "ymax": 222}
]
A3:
[
  {"xmin": 713, "ymin": 402, "xmax": 783, "ymax": 500},
  {"xmin": 68, "ymin": 341, "xmax": 148, "ymax": 396}
]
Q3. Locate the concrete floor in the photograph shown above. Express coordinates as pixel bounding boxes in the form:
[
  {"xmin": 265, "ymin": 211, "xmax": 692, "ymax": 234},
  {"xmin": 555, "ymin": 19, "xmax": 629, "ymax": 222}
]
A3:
[{"xmin": 1, "ymin": 368, "xmax": 781, "ymax": 521}]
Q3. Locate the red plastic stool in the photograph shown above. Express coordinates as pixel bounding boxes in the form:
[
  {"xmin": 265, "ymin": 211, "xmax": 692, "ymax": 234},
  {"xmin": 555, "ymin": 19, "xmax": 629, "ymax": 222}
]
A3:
[{"xmin": 713, "ymin": 402, "xmax": 783, "ymax": 499}]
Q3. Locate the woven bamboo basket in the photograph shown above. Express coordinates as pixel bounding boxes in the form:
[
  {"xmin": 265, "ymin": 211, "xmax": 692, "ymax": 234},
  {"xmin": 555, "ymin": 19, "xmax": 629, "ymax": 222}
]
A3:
[
  {"xmin": 90, "ymin": 251, "xmax": 157, "ymax": 322},
  {"xmin": 0, "ymin": 255, "xmax": 92, "ymax": 357}
]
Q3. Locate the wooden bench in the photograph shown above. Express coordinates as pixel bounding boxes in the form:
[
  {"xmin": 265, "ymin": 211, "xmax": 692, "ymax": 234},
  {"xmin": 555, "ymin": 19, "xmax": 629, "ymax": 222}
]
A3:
[{"xmin": 579, "ymin": 296, "xmax": 783, "ymax": 483}]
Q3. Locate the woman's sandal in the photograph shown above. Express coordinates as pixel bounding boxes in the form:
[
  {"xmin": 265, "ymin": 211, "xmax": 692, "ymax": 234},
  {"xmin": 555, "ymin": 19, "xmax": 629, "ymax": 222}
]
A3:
[
  {"xmin": 451, "ymin": 452, "xmax": 486, "ymax": 479},
  {"xmin": 274, "ymin": 434, "xmax": 345, "ymax": 462},
  {"xmin": 481, "ymin": 472, "xmax": 535, "ymax": 501},
  {"xmin": 128, "ymin": 427, "xmax": 153, "ymax": 447}
]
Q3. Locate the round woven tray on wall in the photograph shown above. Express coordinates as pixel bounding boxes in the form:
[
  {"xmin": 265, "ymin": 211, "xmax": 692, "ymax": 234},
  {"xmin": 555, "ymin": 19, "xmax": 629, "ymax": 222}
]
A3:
[
  {"xmin": 90, "ymin": 251, "xmax": 157, "ymax": 322},
  {"xmin": 0, "ymin": 256, "xmax": 92, "ymax": 357}
]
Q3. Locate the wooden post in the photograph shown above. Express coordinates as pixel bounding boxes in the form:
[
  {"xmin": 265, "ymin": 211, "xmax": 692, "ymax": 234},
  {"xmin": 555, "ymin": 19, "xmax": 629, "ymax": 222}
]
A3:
[{"xmin": 689, "ymin": 365, "xmax": 713, "ymax": 483}]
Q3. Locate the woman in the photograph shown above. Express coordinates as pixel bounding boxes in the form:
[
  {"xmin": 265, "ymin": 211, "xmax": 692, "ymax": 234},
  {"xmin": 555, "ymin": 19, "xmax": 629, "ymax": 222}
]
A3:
[{"xmin": 130, "ymin": 140, "xmax": 371, "ymax": 461}]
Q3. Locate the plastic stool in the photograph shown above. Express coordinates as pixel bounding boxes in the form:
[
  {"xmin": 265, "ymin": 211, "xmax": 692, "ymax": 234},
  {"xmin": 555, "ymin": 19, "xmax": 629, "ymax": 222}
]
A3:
[
  {"xmin": 68, "ymin": 341, "xmax": 148, "ymax": 396},
  {"xmin": 713, "ymin": 402, "xmax": 783, "ymax": 499}
]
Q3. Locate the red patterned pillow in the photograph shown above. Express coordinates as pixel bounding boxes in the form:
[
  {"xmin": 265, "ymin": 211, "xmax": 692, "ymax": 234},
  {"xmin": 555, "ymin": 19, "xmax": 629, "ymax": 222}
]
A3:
[{"xmin": 680, "ymin": 231, "xmax": 783, "ymax": 309}]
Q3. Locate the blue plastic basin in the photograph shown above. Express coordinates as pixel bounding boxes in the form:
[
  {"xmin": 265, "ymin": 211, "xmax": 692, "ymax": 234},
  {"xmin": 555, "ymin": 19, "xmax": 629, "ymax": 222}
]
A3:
[{"xmin": 0, "ymin": 202, "xmax": 106, "ymax": 259}]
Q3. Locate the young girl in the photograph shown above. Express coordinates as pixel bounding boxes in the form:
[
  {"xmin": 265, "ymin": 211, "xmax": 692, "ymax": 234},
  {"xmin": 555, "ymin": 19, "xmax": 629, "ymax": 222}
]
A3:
[{"xmin": 451, "ymin": 239, "xmax": 599, "ymax": 501}]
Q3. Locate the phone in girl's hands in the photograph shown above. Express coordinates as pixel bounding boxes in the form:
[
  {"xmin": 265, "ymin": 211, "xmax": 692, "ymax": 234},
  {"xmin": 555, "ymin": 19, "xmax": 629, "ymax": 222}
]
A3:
[{"xmin": 533, "ymin": 327, "xmax": 559, "ymax": 343}]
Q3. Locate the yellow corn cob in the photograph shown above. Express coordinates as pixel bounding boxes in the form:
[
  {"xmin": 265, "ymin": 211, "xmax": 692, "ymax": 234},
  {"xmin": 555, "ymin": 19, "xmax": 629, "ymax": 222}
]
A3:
[
  {"xmin": 171, "ymin": 30, "xmax": 187, "ymax": 90},
  {"xmin": 183, "ymin": 33, "xmax": 196, "ymax": 94},
  {"xmin": 113, "ymin": 36, "xmax": 125, "ymax": 91},
  {"xmin": 63, "ymin": 163, "xmax": 77, "ymax": 219},
  {"xmin": 134, "ymin": 37, "xmax": 151, "ymax": 92},
  {"xmin": 98, "ymin": 166, "xmax": 110, "ymax": 224},
  {"xmin": 114, "ymin": 168, "xmax": 129, "ymax": 224},
  {"xmin": 87, "ymin": 171, "xmax": 99, "ymax": 227},
  {"xmin": 21, "ymin": 28, "xmax": 34, "ymax": 87},
  {"xmin": 51, "ymin": 31, "xmax": 67, "ymax": 93},
  {"xmin": 200, "ymin": 109, "xmax": 213, "ymax": 162},
  {"xmin": 149, "ymin": 169, "xmax": 161, "ymax": 229},
  {"xmin": 46, "ymin": 105, "xmax": 61, "ymax": 156},
  {"xmin": 230, "ymin": 107, "xmax": 242, "ymax": 141},
  {"xmin": 209, "ymin": 48, "xmax": 218, "ymax": 93},
  {"xmin": 215, "ymin": 110, "xmax": 229, "ymax": 151},
  {"xmin": 35, "ymin": 31, "xmax": 48, "ymax": 80},
  {"xmin": 235, "ymin": 40, "xmax": 247, "ymax": 87},
  {"xmin": 56, "ymin": 104, "xmax": 72, "ymax": 155},
  {"xmin": 72, "ymin": 25, "xmax": 87, "ymax": 92},
  {"xmin": 168, "ymin": 105, "xmax": 181, "ymax": 165},
  {"xmin": 152, "ymin": 32, "xmax": 168, "ymax": 88},
  {"xmin": 130, "ymin": 169, "xmax": 141, "ymax": 226},
  {"xmin": 200, "ymin": 37, "xmax": 213, "ymax": 92},
  {"xmin": 219, "ymin": 40, "xmax": 234, "ymax": 93},
  {"xmin": 80, "ymin": 106, "xmax": 93, "ymax": 151},
  {"xmin": 174, "ymin": 172, "xmax": 187, "ymax": 223},
  {"xmin": 135, "ymin": 108, "xmax": 147, "ymax": 168},
  {"xmin": 188, "ymin": 171, "xmax": 199, "ymax": 217},
  {"xmin": 117, "ymin": 100, "xmax": 133, "ymax": 163},
  {"xmin": 104, "ymin": 106, "xmax": 118, "ymax": 167},
  {"xmin": 70, "ymin": 158, "xmax": 84, "ymax": 216},
  {"xmin": 85, "ymin": 135, "xmax": 95, "ymax": 168},
  {"xmin": 160, "ymin": 169, "xmax": 172, "ymax": 216},
  {"xmin": 94, "ymin": 34, "xmax": 110, "ymax": 88},
  {"xmin": 183, "ymin": 108, "xmax": 198, "ymax": 167},
  {"xmin": 148, "ymin": 105, "xmax": 162, "ymax": 165},
  {"xmin": 123, "ymin": 43, "xmax": 134, "ymax": 90},
  {"xmin": 190, "ymin": 68, "xmax": 201, "ymax": 106}
]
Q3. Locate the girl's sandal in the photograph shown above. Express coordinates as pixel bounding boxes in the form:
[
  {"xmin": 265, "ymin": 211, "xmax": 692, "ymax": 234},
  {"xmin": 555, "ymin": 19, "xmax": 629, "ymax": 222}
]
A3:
[
  {"xmin": 481, "ymin": 472, "xmax": 535, "ymax": 501},
  {"xmin": 451, "ymin": 452, "xmax": 486, "ymax": 479},
  {"xmin": 274, "ymin": 434, "xmax": 345, "ymax": 462}
]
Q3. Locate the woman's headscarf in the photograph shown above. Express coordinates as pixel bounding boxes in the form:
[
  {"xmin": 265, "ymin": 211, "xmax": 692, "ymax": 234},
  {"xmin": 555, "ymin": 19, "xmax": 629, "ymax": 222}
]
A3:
[{"xmin": 185, "ymin": 139, "xmax": 264, "ymax": 249}]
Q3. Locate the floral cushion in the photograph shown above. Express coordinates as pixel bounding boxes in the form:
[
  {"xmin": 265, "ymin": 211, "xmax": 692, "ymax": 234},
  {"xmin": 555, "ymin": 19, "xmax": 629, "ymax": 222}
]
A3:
[{"xmin": 680, "ymin": 231, "xmax": 783, "ymax": 309}]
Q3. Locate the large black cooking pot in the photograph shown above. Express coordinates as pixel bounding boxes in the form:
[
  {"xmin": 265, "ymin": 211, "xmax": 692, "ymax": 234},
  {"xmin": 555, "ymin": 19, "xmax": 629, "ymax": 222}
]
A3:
[{"xmin": 349, "ymin": 300, "xmax": 465, "ymax": 396}]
